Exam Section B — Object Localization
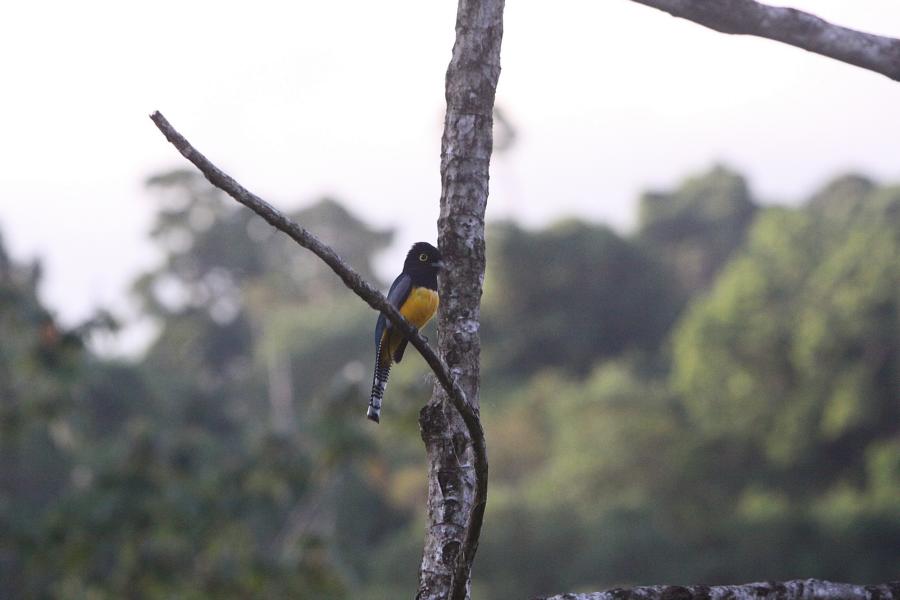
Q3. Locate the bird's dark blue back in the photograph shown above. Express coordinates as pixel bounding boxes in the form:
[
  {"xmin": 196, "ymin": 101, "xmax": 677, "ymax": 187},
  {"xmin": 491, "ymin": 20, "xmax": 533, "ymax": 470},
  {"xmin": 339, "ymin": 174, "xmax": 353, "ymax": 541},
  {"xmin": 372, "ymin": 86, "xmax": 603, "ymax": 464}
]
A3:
[{"xmin": 375, "ymin": 272, "xmax": 412, "ymax": 348}]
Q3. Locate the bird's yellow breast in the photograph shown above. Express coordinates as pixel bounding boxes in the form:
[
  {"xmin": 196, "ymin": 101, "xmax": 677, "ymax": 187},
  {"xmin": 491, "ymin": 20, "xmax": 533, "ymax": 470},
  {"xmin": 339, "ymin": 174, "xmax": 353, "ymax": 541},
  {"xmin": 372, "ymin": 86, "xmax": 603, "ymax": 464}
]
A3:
[{"xmin": 400, "ymin": 286, "xmax": 439, "ymax": 330}]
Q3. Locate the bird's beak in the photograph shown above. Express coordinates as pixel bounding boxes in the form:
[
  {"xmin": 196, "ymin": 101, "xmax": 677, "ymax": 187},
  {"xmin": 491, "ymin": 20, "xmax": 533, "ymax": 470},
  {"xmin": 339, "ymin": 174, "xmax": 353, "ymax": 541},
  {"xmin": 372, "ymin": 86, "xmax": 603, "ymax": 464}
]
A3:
[{"xmin": 431, "ymin": 260, "xmax": 446, "ymax": 270}]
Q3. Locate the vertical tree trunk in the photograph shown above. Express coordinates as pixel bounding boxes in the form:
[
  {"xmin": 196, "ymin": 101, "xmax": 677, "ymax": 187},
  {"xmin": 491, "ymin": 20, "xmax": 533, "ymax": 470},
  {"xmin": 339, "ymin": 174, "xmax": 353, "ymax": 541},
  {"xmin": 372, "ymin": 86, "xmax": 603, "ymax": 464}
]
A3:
[{"xmin": 417, "ymin": 1, "xmax": 505, "ymax": 599}]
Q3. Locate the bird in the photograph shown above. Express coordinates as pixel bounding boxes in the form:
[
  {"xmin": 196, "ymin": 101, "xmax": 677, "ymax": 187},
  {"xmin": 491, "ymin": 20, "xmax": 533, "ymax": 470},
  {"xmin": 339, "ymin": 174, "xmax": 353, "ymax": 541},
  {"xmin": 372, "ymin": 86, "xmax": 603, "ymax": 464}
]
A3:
[{"xmin": 367, "ymin": 242, "xmax": 443, "ymax": 423}]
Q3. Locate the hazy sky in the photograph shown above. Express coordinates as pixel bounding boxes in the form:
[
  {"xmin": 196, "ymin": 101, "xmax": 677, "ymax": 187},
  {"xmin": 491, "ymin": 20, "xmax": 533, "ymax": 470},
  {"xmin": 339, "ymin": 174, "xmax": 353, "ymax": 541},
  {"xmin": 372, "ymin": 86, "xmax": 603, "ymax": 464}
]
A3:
[{"xmin": 2, "ymin": 1, "xmax": 899, "ymax": 340}]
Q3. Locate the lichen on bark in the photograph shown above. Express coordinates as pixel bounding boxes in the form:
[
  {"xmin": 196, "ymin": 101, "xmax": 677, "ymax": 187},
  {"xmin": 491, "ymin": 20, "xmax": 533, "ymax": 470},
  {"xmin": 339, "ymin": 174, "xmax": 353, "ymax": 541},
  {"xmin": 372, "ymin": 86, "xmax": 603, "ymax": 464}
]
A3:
[
  {"xmin": 416, "ymin": 1, "xmax": 504, "ymax": 599},
  {"xmin": 536, "ymin": 579, "xmax": 900, "ymax": 600}
]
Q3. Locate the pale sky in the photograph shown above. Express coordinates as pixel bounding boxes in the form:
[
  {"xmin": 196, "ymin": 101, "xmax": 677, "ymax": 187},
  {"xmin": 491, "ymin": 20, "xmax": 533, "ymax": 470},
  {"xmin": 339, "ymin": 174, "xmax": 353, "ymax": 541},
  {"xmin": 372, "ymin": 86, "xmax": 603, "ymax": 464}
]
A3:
[{"xmin": 2, "ymin": 1, "xmax": 899, "ymax": 349}]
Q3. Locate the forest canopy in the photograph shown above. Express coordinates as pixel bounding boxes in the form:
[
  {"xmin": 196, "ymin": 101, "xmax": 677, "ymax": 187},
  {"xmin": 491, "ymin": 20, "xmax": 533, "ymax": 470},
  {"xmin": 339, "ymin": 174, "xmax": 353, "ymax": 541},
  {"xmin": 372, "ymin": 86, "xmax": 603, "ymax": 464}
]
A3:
[{"xmin": 1, "ymin": 166, "xmax": 897, "ymax": 599}]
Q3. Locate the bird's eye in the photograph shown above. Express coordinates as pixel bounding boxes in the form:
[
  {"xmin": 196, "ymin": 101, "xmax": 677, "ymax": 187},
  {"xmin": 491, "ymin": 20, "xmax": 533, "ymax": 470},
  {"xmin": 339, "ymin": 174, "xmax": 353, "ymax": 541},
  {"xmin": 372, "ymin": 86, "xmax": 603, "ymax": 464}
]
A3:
[{"xmin": 419, "ymin": 253, "xmax": 428, "ymax": 262}]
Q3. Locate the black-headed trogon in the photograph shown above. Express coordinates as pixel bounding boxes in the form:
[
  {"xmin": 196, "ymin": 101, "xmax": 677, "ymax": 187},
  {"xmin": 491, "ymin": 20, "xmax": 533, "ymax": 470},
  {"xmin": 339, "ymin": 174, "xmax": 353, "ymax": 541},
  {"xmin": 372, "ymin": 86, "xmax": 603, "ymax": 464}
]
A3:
[{"xmin": 367, "ymin": 242, "xmax": 443, "ymax": 423}]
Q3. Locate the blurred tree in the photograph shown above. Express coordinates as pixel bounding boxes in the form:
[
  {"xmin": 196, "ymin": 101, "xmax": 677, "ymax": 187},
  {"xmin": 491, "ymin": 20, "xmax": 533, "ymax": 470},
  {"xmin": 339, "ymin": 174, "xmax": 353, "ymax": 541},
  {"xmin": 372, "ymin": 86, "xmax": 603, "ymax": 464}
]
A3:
[
  {"xmin": 468, "ymin": 173, "xmax": 900, "ymax": 598},
  {"xmin": 136, "ymin": 169, "xmax": 393, "ymax": 429},
  {"xmin": 638, "ymin": 166, "xmax": 758, "ymax": 292},
  {"xmin": 668, "ymin": 175, "xmax": 900, "ymax": 579},
  {"xmin": 5, "ymin": 166, "xmax": 899, "ymax": 599},
  {"xmin": 673, "ymin": 176, "xmax": 899, "ymax": 473},
  {"xmin": 137, "ymin": 170, "xmax": 390, "ymax": 314},
  {"xmin": 0, "ymin": 233, "xmax": 87, "ymax": 598},
  {"xmin": 1, "ymin": 172, "xmax": 405, "ymax": 597},
  {"xmin": 132, "ymin": 170, "xmax": 424, "ymax": 595},
  {"xmin": 482, "ymin": 220, "xmax": 681, "ymax": 378}
]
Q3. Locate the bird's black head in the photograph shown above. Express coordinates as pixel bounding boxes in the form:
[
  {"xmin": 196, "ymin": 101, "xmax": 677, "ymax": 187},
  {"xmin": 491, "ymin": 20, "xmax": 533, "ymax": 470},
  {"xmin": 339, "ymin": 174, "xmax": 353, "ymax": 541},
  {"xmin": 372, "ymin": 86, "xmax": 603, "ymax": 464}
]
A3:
[{"xmin": 403, "ymin": 242, "xmax": 443, "ymax": 288}]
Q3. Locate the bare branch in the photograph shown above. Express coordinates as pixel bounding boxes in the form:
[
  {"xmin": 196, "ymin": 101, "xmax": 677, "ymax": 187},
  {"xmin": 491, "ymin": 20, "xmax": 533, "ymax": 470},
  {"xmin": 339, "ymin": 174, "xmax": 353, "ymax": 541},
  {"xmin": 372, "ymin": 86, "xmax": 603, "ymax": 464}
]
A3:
[
  {"xmin": 148, "ymin": 111, "xmax": 483, "ymax": 444},
  {"xmin": 629, "ymin": 0, "xmax": 900, "ymax": 81},
  {"xmin": 537, "ymin": 578, "xmax": 900, "ymax": 600}
]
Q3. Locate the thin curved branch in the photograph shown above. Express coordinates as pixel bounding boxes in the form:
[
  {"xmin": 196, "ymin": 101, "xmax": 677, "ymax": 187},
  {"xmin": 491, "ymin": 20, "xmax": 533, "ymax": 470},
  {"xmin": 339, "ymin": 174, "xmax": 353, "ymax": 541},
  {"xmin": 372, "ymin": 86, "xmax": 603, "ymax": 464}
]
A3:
[
  {"xmin": 148, "ymin": 111, "xmax": 482, "ymax": 443},
  {"xmin": 629, "ymin": 0, "xmax": 900, "ymax": 81}
]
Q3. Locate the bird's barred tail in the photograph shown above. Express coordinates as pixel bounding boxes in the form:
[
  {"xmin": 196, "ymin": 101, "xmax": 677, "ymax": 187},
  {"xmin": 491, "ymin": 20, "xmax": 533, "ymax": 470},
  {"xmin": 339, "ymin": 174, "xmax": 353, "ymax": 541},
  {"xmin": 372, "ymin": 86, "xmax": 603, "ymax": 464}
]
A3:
[{"xmin": 367, "ymin": 341, "xmax": 391, "ymax": 423}]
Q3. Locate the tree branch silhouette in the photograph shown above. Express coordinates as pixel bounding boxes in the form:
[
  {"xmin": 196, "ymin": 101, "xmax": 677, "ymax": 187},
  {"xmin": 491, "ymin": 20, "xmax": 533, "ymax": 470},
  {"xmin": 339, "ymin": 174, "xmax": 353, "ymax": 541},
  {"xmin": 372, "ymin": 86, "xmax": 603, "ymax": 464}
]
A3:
[{"xmin": 630, "ymin": 0, "xmax": 900, "ymax": 81}]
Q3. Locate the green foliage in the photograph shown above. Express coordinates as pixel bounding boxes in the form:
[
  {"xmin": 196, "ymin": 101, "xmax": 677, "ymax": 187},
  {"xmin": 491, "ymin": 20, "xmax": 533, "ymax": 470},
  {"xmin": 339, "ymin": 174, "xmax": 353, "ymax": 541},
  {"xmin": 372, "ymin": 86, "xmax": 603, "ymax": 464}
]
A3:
[
  {"xmin": 482, "ymin": 220, "xmax": 682, "ymax": 377},
  {"xmin": 2, "ymin": 167, "xmax": 898, "ymax": 598},
  {"xmin": 673, "ymin": 180, "xmax": 899, "ymax": 470},
  {"xmin": 639, "ymin": 165, "xmax": 757, "ymax": 291},
  {"xmin": 479, "ymin": 170, "xmax": 899, "ymax": 595},
  {"xmin": 0, "ymin": 238, "xmax": 93, "ymax": 597},
  {"xmin": 1, "ymin": 174, "xmax": 400, "ymax": 598}
]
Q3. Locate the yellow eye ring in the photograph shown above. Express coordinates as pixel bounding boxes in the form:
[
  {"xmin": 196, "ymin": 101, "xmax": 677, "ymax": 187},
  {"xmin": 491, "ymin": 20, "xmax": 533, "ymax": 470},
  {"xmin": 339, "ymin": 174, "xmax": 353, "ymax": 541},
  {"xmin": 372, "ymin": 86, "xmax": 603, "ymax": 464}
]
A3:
[{"xmin": 419, "ymin": 253, "xmax": 428, "ymax": 262}]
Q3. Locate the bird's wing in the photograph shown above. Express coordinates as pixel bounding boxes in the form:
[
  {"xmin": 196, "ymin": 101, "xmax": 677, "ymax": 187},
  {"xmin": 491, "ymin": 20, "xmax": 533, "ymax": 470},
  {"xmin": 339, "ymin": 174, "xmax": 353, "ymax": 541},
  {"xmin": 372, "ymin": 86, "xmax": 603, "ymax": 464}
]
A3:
[
  {"xmin": 374, "ymin": 272, "xmax": 412, "ymax": 348},
  {"xmin": 393, "ymin": 338, "xmax": 410, "ymax": 364}
]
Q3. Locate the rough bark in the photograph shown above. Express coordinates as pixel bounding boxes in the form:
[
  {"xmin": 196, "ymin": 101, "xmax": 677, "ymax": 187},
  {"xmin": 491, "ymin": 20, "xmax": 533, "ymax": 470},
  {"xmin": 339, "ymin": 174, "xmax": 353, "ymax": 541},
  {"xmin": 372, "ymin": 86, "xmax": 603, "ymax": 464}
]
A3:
[
  {"xmin": 537, "ymin": 579, "xmax": 900, "ymax": 600},
  {"xmin": 416, "ymin": 1, "xmax": 504, "ymax": 600},
  {"xmin": 628, "ymin": 0, "xmax": 900, "ymax": 81}
]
